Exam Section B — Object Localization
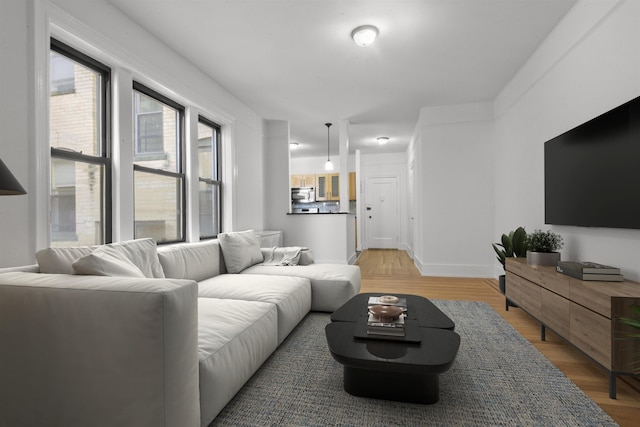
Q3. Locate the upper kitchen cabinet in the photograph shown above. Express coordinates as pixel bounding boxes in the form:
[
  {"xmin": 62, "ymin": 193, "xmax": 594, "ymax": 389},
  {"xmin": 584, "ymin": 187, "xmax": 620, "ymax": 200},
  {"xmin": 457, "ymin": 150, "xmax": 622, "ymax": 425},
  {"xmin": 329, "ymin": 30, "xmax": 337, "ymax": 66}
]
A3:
[
  {"xmin": 291, "ymin": 174, "xmax": 315, "ymax": 188},
  {"xmin": 316, "ymin": 173, "xmax": 340, "ymax": 201},
  {"xmin": 349, "ymin": 172, "xmax": 356, "ymax": 201}
]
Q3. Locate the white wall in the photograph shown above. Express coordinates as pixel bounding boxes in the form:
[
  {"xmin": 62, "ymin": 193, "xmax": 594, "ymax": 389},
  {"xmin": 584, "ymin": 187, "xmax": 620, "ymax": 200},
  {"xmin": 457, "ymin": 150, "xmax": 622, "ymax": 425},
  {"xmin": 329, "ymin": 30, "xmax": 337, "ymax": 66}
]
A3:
[
  {"xmin": 290, "ymin": 155, "xmax": 356, "ymax": 175},
  {"xmin": 0, "ymin": 0, "xmax": 265, "ymax": 266},
  {"xmin": 0, "ymin": 0, "xmax": 34, "ymax": 267},
  {"xmin": 494, "ymin": 0, "xmax": 640, "ymax": 280},
  {"xmin": 264, "ymin": 119, "xmax": 291, "ymax": 220},
  {"xmin": 412, "ymin": 103, "xmax": 495, "ymax": 277}
]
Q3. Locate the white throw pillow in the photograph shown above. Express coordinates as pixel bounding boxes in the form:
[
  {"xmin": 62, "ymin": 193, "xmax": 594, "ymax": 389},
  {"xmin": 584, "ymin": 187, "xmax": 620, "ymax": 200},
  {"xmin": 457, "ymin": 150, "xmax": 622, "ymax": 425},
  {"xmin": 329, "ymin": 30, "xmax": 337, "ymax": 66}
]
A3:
[
  {"xmin": 217, "ymin": 230, "xmax": 264, "ymax": 273},
  {"xmin": 107, "ymin": 238, "xmax": 165, "ymax": 278},
  {"xmin": 36, "ymin": 246, "xmax": 96, "ymax": 274},
  {"xmin": 72, "ymin": 246, "xmax": 146, "ymax": 277}
]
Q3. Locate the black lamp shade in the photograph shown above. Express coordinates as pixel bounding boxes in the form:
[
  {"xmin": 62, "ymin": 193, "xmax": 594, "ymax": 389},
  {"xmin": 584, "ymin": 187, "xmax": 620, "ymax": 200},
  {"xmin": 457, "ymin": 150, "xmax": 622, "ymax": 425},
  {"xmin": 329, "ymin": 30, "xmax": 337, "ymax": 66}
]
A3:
[{"xmin": 0, "ymin": 157, "xmax": 26, "ymax": 195}]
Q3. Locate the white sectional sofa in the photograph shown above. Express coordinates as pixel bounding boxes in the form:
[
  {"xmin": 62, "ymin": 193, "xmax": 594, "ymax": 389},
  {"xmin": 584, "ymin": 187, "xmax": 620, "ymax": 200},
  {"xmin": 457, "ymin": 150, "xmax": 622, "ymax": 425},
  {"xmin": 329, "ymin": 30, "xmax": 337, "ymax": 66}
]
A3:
[{"xmin": 0, "ymin": 232, "xmax": 361, "ymax": 427}]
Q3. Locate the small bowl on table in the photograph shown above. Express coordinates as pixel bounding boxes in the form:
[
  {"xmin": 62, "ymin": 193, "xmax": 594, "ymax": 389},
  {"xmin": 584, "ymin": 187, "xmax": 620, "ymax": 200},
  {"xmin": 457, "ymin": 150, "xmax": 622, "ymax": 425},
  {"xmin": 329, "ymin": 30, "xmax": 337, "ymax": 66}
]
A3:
[{"xmin": 369, "ymin": 304, "xmax": 403, "ymax": 323}]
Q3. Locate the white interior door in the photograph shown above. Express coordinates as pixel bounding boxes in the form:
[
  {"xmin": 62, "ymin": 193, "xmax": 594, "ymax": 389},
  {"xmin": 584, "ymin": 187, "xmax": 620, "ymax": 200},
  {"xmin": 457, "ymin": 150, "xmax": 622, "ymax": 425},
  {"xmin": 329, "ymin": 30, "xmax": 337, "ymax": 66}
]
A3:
[{"xmin": 366, "ymin": 176, "xmax": 399, "ymax": 249}]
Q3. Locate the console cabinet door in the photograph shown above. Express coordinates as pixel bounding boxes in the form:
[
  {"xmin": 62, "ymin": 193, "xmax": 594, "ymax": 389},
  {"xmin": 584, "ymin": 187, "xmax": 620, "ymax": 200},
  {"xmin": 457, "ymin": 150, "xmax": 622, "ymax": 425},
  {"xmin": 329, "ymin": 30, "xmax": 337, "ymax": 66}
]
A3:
[
  {"xmin": 570, "ymin": 302, "xmax": 611, "ymax": 368},
  {"xmin": 541, "ymin": 288, "xmax": 570, "ymax": 338},
  {"xmin": 506, "ymin": 273, "xmax": 541, "ymax": 319}
]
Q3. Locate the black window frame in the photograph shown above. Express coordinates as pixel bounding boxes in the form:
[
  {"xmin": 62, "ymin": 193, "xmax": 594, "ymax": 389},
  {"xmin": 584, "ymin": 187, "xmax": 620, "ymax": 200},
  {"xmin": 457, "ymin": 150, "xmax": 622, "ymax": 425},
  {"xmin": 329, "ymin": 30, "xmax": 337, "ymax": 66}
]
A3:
[
  {"xmin": 197, "ymin": 116, "xmax": 222, "ymax": 239},
  {"xmin": 132, "ymin": 81, "xmax": 186, "ymax": 244},
  {"xmin": 49, "ymin": 38, "xmax": 112, "ymax": 244}
]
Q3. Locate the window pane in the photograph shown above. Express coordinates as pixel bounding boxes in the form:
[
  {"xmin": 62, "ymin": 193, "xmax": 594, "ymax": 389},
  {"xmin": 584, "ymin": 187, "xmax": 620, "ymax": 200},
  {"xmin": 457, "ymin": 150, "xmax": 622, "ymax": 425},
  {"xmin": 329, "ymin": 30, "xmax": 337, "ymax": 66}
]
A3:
[
  {"xmin": 199, "ymin": 182, "xmax": 220, "ymax": 237},
  {"xmin": 49, "ymin": 52, "xmax": 101, "ymax": 156},
  {"xmin": 50, "ymin": 159, "xmax": 104, "ymax": 247},
  {"xmin": 198, "ymin": 122, "xmax": 214, "ymax": 179},
  {"xmin": 50, "ymin": 51, "xmax": 75, "ymax": 95},
  {"xmin": 134, "ymin": 170, "xmax": 183, "ymax": 243},
  {"xmin": 133, "ymin": 91, "xmax": 179, "ymax": 170}
]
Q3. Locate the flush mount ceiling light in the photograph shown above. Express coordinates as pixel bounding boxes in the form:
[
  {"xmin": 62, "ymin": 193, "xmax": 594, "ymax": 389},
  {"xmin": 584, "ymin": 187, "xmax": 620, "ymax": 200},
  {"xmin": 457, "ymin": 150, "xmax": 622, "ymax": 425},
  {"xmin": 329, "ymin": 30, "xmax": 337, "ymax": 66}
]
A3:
[
  {"xmin": 324, "ymin": 123, "xmax": 334, "ymax": 171},
  {"xmin": 351, "ymin": 25, "xmax": 378, "ymax": 47},
  {"xmin": 289, "ymin": 142, "xmax": 299, "ymax": 150},
  {"xmin": 377, "ymin": 137, "xmax": 389, "ymax": 145}
]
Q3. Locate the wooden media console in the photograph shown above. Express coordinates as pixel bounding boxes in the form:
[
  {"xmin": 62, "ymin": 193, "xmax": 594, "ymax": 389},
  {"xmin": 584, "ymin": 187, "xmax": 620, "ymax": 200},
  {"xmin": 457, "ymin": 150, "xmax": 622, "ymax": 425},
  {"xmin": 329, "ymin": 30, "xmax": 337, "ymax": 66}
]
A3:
[{"xmin": 505, "ymin": 258, "xmax": 640, "ymax": 398}]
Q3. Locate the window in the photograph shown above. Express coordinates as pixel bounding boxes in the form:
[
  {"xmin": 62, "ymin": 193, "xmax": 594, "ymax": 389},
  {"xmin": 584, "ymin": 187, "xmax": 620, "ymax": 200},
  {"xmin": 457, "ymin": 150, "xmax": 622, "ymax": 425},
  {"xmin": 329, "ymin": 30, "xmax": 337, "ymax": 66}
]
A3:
[
  {"xmin": 133, "ymin": 82, "xmax": 185, "ymax": 243},
  {"xmin": 49, "ymin": 39, "xmax": 111, "ymax": 247},
  {"xmin": 198, "ymin": 117, "xmax": 222, "ymax": 239}
]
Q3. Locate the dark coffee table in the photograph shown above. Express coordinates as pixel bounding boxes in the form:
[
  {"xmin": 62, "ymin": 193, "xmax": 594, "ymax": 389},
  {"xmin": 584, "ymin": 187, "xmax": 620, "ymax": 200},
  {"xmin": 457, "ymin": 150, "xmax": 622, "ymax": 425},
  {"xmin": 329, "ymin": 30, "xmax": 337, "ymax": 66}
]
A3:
[{"xmin": 325, "ymin": 293, "xmax": 460, "ymax": 404}]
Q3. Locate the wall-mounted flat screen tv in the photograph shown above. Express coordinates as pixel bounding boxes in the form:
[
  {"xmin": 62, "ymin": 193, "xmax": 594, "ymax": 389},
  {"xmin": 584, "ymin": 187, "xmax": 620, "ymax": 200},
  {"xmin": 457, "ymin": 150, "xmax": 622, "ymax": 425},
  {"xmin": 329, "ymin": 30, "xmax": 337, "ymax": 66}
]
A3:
[{"xmin": 545, "ymin": 95, "xmax": 640, "ymax": 230}]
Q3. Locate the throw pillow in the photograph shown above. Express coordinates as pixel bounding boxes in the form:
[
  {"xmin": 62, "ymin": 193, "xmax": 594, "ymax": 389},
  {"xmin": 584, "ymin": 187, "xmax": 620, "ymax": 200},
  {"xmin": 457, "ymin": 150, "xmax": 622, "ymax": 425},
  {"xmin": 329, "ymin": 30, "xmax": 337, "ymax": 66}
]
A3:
[
  {"xmin": 36, "ymin": 246, "xmax": 96, "ymax": 274},
  {"xmin": 217, "ymin": 230, "xmax": 264, "ymax": 273},
  {"xmin": 299, "ymin": 248, "xmax": 314, "ymax": 265},
  {"xmin": 106, "ymin": 238, "xmax": 165, "ymax": 278},
  {"xmin": 72, "ymin": 246, "xmax": 146, "ymax": 277}
]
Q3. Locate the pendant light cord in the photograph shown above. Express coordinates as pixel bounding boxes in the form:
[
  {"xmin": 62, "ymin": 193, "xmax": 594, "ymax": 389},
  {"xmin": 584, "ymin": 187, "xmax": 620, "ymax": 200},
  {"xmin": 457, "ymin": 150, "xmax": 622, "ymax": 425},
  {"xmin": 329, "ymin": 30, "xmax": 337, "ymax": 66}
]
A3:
[{"xmin": 325, "ymin": 123, "xmax": 332, "ymax": 160}]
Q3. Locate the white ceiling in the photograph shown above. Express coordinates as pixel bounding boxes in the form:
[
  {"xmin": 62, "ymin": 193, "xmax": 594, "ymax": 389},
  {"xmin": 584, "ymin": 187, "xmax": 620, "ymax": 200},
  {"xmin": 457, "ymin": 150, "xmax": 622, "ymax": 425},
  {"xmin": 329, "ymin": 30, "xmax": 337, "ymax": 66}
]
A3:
[{"xmin": 108, "ymin": 0, "xmax": 576, "ymax": 158}]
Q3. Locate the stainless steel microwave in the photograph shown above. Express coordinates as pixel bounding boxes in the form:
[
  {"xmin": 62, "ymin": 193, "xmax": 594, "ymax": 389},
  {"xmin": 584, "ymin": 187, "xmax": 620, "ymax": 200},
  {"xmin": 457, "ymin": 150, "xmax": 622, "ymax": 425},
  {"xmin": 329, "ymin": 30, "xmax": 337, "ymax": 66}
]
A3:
[{"xmin": 291, "ymin": 187, "xmax": 315, "ymax": 203}]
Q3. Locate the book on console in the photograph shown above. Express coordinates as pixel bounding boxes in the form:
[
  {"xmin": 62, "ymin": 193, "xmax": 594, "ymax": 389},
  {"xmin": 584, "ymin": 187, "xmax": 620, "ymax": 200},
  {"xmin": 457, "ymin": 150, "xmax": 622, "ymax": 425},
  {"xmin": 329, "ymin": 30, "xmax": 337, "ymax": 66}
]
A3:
[
  {"xmin": 556, "ymin": 267, "xmax": 624, "ymax": 281},
  {"xmin": 557, "ymin": 261, "xmax": 620, "ymax": 275}
]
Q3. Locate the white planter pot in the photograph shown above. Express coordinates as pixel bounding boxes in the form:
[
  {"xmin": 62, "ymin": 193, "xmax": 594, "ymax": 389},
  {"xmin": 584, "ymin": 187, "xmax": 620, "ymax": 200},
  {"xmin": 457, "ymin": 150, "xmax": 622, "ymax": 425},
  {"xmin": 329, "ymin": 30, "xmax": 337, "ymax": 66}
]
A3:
[{"xmin": 526, "ymin": 250, "xmax": 560, "ymax": 266}]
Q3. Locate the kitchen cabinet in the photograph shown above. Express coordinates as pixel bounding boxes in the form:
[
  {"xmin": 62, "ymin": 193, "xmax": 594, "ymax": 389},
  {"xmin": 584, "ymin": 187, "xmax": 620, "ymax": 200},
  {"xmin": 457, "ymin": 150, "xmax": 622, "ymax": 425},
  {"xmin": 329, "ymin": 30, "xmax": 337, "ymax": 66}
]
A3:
[
  {"xmin": 316, "ymin": 173, "xmax": 340, "ymax": 201},
  {"xmin": 291, "ymin": 174, "xmax": 315, "ymax": 188},
  {"xmin": 349, "ymin": 172, "xmax": 356, "ymax": 201}
]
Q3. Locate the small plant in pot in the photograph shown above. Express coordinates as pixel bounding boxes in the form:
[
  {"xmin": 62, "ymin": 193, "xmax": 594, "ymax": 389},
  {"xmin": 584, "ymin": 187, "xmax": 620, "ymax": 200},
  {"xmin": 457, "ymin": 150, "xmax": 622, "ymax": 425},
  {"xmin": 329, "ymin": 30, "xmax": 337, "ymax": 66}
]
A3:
[
  {"xmin": 492, "ymin": 226, "xmax": 527, "ymax": 302},
  {"xmin": 526, "ymin": 229, "xmax": 563, "ymax": 266}
]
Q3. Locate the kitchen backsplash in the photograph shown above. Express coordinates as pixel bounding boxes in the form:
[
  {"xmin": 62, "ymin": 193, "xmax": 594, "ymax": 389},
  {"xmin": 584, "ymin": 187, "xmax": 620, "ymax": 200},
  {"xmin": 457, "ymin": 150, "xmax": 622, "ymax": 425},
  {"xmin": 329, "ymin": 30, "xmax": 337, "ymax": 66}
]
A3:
[{"xmin": 292, "ymin": 201, "xmax": 339, "ymax": 213}]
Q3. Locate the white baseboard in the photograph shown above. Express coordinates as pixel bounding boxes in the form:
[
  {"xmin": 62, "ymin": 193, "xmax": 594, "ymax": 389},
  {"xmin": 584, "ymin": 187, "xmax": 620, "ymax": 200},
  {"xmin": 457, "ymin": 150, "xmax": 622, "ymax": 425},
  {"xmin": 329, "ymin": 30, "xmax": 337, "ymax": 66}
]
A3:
[{"xmin": 413, "ymin": 256, "xmax": 495, "ymax": 278}]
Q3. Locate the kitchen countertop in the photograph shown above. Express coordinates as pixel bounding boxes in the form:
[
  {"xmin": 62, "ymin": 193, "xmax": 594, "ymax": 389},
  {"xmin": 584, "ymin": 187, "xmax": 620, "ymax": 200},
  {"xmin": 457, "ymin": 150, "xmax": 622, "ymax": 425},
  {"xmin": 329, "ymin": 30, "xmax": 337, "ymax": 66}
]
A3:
[{"xmin": 287, "ymin": 212, "xmax": 352, "ymax": 215}]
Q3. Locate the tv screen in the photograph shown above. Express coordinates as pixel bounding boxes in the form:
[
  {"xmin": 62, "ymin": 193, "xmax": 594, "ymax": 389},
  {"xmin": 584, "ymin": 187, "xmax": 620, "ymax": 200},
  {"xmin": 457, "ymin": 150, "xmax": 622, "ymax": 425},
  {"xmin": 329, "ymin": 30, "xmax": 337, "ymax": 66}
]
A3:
[{"xmin": 545, "ymin": 95, "xmax": 640, "ymax": 230}]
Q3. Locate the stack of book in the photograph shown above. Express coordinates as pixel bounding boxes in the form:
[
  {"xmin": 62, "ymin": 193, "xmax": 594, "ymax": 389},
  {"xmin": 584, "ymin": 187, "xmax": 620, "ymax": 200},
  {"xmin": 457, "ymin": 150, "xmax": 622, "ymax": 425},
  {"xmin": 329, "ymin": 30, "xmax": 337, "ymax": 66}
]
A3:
[
  {"xmin": 366, "ymin": 312, "xmax": 405, "ymax": 337},
  {"xmin": 366, "ymin": 296, "xmax": 408, "ymax": 337},
  {"xmin": 556, "ymin": 261, "xmax": 623, "ymax": 281}
]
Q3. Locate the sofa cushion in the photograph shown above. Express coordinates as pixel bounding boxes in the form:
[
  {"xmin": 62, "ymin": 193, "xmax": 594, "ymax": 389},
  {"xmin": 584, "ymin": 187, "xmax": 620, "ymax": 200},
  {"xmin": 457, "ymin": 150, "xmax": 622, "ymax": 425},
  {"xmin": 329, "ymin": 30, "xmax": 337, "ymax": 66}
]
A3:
[
  {"xmin": 35, "ymin": 238, "xmax": 165, "ymax": 278},
  {"xmin": 217, "ymin": 230, "xmax": 263, "ymax": 273},
  {"xmin": 198, "ymin": 274, "xmax": 311, "ymax": 344},
  {"xmin": 36, "ymin": 246, "xmax": 95, "ymax": 274},
  {"xmin": 197, "ymin": 298, "xmax": 277, "ymax": 425},
  {"xmin": 157, "ymin": 240, "xmax": 222, "ymax": 282},
  {"xmin": 241, "ymin": 263, "xmax": 361, "ymax": 312},
  {"xmin": 71, "ymin": 246, "xmax": 146, "ymax": 278}
]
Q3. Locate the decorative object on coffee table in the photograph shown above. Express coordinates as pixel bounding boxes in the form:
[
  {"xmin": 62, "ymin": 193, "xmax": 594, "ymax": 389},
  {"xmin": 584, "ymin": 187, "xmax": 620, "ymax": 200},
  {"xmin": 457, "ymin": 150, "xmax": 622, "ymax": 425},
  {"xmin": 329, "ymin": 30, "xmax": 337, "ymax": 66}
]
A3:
[
  {"xmin": 367, "ymin": 304, "xmax": 405, "ymax": 337},
  {"xmin": 526, "ymin": 229, "xmax": 563, "ymax": 266}
]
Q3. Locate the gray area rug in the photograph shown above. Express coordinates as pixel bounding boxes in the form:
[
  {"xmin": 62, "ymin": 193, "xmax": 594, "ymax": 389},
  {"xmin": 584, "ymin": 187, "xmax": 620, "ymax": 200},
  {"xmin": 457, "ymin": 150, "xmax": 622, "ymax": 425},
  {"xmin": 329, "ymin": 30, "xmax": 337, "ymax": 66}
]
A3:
[{"xmin": 211, "ymin": 300, "xmax": 618, "ymax": 426}]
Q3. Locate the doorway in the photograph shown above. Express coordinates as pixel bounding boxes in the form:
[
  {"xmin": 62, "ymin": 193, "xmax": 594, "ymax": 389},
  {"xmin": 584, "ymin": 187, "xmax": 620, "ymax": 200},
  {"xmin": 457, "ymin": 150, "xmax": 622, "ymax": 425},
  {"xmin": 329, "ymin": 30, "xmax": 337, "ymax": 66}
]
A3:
[{"xmin": 365, "ymin": 176, "xmax": 399, "ymax": 249}]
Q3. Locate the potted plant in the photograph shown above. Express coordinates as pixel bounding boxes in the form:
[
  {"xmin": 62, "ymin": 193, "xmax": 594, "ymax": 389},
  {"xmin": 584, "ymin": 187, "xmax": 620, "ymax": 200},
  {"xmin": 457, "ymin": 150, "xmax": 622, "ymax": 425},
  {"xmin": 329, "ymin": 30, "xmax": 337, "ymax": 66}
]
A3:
[
  {"xmin": 526, "ymin": 229, "xmax": 563, "ymax": 266},
  {"xmin": 492, "ymin": 227, "xmax": 527, "ymax": 306}
]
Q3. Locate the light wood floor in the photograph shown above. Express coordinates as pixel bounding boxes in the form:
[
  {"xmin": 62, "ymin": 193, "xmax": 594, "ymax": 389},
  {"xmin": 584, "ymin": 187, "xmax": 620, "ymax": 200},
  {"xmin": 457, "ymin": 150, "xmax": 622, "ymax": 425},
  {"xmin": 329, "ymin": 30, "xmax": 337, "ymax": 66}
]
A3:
[{"xmin": 355, "ymin": 249, "xmax": 640, "ymax": 427}]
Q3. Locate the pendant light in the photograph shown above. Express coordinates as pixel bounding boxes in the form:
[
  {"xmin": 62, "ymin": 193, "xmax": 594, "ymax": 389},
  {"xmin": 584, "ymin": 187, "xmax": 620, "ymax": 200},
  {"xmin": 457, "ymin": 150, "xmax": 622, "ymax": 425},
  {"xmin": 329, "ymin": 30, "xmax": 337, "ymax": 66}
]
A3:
[
  {"xmin": 0, "ymin": 157, "xmax": 27, "ymax": 195},
  {"xmin": 324, "ymin": 123, "xmax": 333, "ymax": 171}
]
